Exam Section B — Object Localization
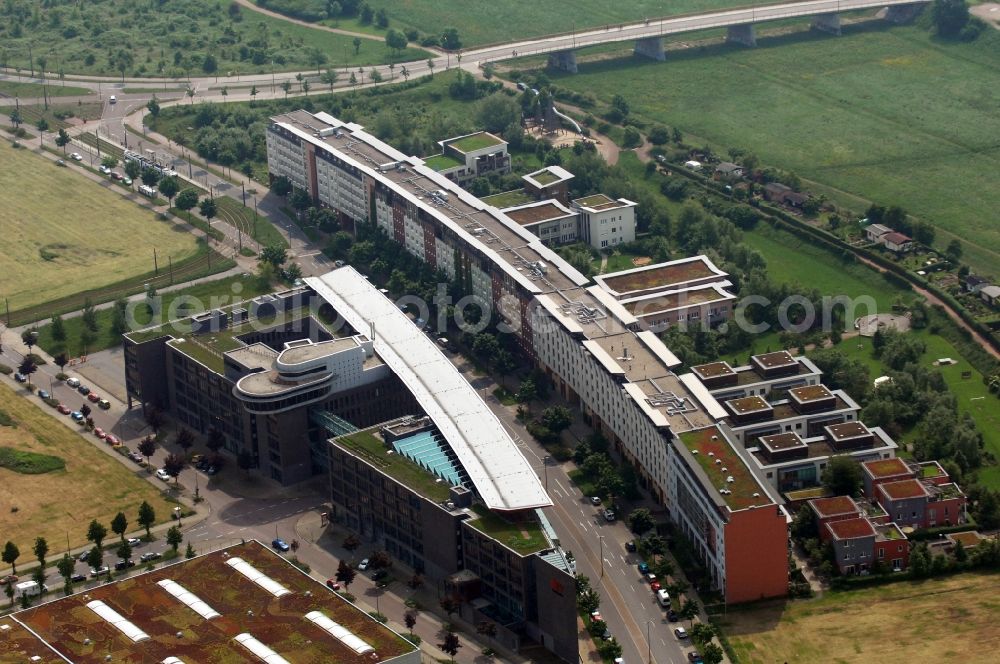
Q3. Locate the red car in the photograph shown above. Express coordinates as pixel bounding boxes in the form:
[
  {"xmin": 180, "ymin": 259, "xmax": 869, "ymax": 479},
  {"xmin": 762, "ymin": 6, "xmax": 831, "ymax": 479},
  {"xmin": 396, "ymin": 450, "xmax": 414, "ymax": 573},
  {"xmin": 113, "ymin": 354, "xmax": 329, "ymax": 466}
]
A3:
[
  {"xmin": 105, "ymin": 434, "xmax": 121, "ymax": 446},
  {"xmin": 57, "ymin": 404, "xmax": 71, "ymax": 415},
  {"xmin": 110, "ymin": 171, "xmax": 123, "ymax": 181},
  {"xmin": 87, "ymin": 392, "xmax": 101, "ymax": 403},
  {"xmin": 325, "ymin": 579, "xmax": 341, "ymax": 591},
  {"xmin": 650, "ymin": 580, "xmax": 661, "ymax": 592},
  {"xmin": 93, "ymin": 427, "xmax": 106, "ymax": 439}
]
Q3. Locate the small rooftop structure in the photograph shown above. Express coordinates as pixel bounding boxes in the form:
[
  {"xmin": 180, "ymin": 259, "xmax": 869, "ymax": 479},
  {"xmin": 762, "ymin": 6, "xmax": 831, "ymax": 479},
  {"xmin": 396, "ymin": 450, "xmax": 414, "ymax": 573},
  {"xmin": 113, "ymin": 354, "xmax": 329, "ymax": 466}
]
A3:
[
  {"xmin": 440, "ymin": 131, "xmax": 505, "ymax": 154},
  {"xmin": 825, "ymin": 421, "xmax": 875, "ymax": 450},
  {"xmin": 724, "ymin": 395, "xmax": 773, "ymax": 423},
  {"xmin": 863, "ymin": 457, "xmax": 912, "ymax": 480},
  {"xmin": 523, "ymin": 165, "xmax": 574, "ymax": 189},
  {"xmin": 751, "ymin": 350, "xmax": 799, "ymax": 377},
  {"xmin": 809, "ymin": 495, "xmax": 860, "ymax": 519},
  {"xmin": 879, "ymin": 478, "xmax": 930, "ymax": 501},
  {"xmin": 501, "ymin": 199, "xmax": 576, "ymax": 227},
  {"xmin": 826, "ymin": 517, "xmax": 877, "ymax": 541}
]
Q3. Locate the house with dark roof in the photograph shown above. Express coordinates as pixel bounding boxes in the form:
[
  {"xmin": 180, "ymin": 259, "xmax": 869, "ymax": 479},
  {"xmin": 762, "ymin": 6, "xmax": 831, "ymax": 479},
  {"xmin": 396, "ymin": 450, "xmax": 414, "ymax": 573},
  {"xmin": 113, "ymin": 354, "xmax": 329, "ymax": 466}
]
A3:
[
  {"xmin": 713, "ymin": 162, "xmax": 745, "ymax": 180},
  {"xmin": 962, "ymin": 274, "xmax": 990, "ymax": 294},
  {"xmin": 865, "ymin": 223, "xmax": 892, "ymax": 244}
]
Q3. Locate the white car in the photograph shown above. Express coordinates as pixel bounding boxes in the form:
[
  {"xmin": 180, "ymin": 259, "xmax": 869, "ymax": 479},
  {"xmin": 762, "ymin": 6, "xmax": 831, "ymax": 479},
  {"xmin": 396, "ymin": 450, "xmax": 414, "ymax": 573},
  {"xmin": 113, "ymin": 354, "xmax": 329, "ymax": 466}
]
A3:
[
  {"xmin": 99, "ymin": 165, "xmax": 111, "ymax": 174},
  {"xmin": 674, "ymin": 627, "xmax": 689, "ymax": 640},
  {"xmin": 70, "ymin": 152, "xmax": 83, "ymax": 161},
  {"xmin": 127, "ymin": 537, "xmax": 142, "ymax": 546},
  {"xmin": 66, "ymin": 377, "xmax": 81, "ymax": 388},
  {"xmin": 122, "ymin": 177, "xmax": 132, "ymax": 186},
  {"xmin": 155, "ymin": 468, "xmax": 171, "ymax": 481},
  {"xmin": 357, "ymin": 558, "xmax": 370, "ymax": 571}
]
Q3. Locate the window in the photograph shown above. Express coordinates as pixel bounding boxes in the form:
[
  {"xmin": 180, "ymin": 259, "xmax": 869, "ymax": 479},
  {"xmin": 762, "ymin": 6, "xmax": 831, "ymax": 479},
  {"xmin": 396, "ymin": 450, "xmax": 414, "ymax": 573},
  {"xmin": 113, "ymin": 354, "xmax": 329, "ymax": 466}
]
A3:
[{"xmin": 878, "ymin": 548, "xmax": 884, "ymax": 559}]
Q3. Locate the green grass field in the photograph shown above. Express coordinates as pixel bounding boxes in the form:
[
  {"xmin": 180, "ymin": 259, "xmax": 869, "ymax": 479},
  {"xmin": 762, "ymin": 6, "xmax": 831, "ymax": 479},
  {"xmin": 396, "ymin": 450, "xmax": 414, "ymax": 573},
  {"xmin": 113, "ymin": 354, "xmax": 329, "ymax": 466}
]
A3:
[
  {"xmin": 0, "ymin": 382, "xmax": 174, "ymax": 556},
  {"xmin": 0, "ymin": 0, "xmax": 430, "ymax": 78},
  {"xmin": 0, "ymin": 81, "xmax": 93, "ymax": 98},
  {"xmin": 545, "ymin": 22, "xmax": 1000, "ymax": 275},
  {"xmin": 363, "ymin": 0, "xmax": 747, "ymax": 47},
  {"xmin": 0, "ymin": 140, "xmax": 201, "ymax": 313}
]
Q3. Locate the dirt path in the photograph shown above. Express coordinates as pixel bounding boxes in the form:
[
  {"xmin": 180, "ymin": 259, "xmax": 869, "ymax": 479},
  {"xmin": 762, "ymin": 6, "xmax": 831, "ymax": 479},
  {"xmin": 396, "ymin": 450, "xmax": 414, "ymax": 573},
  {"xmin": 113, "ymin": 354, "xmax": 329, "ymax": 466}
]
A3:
[
  {"xmin": 233, "ymin": 0, "xmax": 396, "ymax": 43},
  {"xmin": 971, "ymin": 3, "xmax": 1000, "ymax": 28}
]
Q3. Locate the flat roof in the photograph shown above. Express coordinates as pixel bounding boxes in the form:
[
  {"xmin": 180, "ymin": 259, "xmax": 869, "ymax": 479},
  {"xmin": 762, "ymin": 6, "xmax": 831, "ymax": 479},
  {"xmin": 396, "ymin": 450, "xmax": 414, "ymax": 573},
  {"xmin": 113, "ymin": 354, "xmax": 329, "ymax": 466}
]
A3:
[
  {"xmin": 691, "ymin": 361, "xmax": 735, "ymax": 380},
  {"xmin": 826, "ymin": 421, "xmax": 871, "ymax": 441},
  {"xmin": 443, "ymin": 131, "xmax": 505, "ymax": 153},
  {"xmin": 423, "ymin": 152, "xmax": 464, "ymax": 171},
  {"xmin": 726, "ymin": 395, "xmax": 772, "ymax": 415},
  {"xmin": 501, "ymin": 199, "xmax": 575, "ymax": 226},
  {"xmin": 0, "ymin": 619, "xmax": 62, "ymax": 663},
  {"xmin": 789, "ymin": 384, "xmax": 834, "ymax": 403},
  {"xmin": 594, "ymin": 255, "xmax": 728, "ymax": 297},
  {"xmin": 826, "ymin": 517, "xmax": 877, "ymax": 540},
  {"xmin": 481, "ymin": 189, "xmax": 534, "ymax": 208},
  {"xmin": 759, "ymin": 432, "xmax": 806, "ymax": 452},
  {"xmin": 308, "ymin": 268, "xmax": 550, "ymax": 512},
  {"xmin": 948, "ymin": 531, "xmax": 982, "ymax": 548},
  {"xmin": 677, "ymin": 426, "xmax": 774, "ymax": 512},
  {"xmin": 879, "ymin": 478, "xmax": 929, "ymax": 501},
  {"xmin": 573, "ymin": 193, "xmax": 632, "ymax": 211},
  {"xmin": 753, "ymin": 350, "xmax": 797, "ymax": 369},
  {"xmin": 809, "ymin": 495, "xmax": 859, "ymax": 518},
  {"xmin": 524, "ymin": 165, "xmax": 574, "ymax": 188},
  {"xmin": 863, "ymin": 457, "xmax": 912, "ymax": 479},
  {"xmin": 334, "ymin": 427, "xmax": 453, "ymax": 503},
  {"xmin": 12, "ymin": 541, "xmax": 415, "ymax": 664},
  {"xmin": 621, "ymin": 283, "xmax": 735, "ymax": 316}
]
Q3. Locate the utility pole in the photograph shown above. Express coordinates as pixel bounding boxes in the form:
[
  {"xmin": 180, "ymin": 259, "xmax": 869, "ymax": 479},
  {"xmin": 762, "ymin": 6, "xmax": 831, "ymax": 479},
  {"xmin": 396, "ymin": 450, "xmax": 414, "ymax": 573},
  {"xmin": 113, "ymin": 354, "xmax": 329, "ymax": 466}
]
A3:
[
  {"xmin": 154, "ymin": 248, "xmax": 158, "ymax": 275},
  {"xmin": 168, "ymin": 256, "xmax": 173, "ymax": 285}
]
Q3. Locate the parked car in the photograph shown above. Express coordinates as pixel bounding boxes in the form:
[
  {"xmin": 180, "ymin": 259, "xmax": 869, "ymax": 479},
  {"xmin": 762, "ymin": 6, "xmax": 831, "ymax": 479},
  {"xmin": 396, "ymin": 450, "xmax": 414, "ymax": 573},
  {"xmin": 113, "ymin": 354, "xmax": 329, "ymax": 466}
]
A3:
[
  {"xmin": 37, "ymin": 389, "xmax": 50, "ymax": 400},
  {"xmin": 90, "ymin": 566, "xmax": 110, "ymax": 578},
  {"xmin": 625, "ymin": 540, "xmax": 637, "ymax": 553},
  {"xmin": 56, "ymin": 159, "xmax": 67, "ymax": 167},
  {"xmin": 371, "ymin": 569, "xmax": 388, "ymax": 582},
  {"xmin": 46, "ymin": 400, "xmax": 59, "ymax": 409},
  {"xmin": 78, "ymin": 551, "xmax": 91, "ymax": 563},
  {"xmin": 326, "ymin": 579, "xmax": 341, "ymax": 591},
  {"xmin": 70, "ymin": 152, "xmax": 83, "ymax": 161},
  {"xmin": 105, "ymin": 434, "xmax": 121, "ymax": 446},
  {"xmin": 87, "ymin": 392, "xmax": 101, "ymax": 403},
  {"xmin": 155, "ymin": 468, "xmax": 171, "ymax": 481},
  {"xmin": 122, "ymin": 176, "xmax": 132, "ymax": 186},
  {"xmin": 93, "ymin": 427, "xmax": 107, "ymax": 439},
  {"xmin": 589, "ymin": 496, "xmax": 602, "ymax": 506},
  {"xmin": 98, "ymin": 165, "xmax": 111, "ymax": 174},
  {"xmin": 70, "ymin": 573, "xmax": 86, "ymax": 583},
  {"xmin": 656, "ymin": 589, "xmax": 671, "ymax": 607},
  {"xmin": 650, "ymin": 579, "xmax": 661, "ymax": 592},
  {"xmin": 66, "ymin": 377, "xmax": 81, "ymax": 388},
  {"xmin": 637, "ymin": 562, "xmax": 650, "ymax": 574},
  {"xmin": 271, "ymin": 538, "xmax": 290, "ymax": 552},
  {"xmin": 127, "ymin": 537, "xmax": 142, "ymax": 546},
  {"xmin": 667, "ymin": 609, "xmax": 679, "ymax": 622},
  {"xmin": 70, "ymin": 411, "xmax": 84, "ymax": 423},
  {"xmin": 603, "ymin": 509, "xmax": 616, "ymax": 522},
  {"xmin": 110, "ymin": 171, "xmax": 123, "ymax": 181},
  {"xmin": 140, "ymin": 552, "xmax": 161, "ymax": 563},
  {"xmin": 98, "ymin": 399, "xmax": 111, "ymax": 410},
  {"xmin": 674, "ymin": 627, "xmax": 689, "ymax": 640},
  {"xmin": 113, "ymin": 559, "xmax": 135, "ymax": 571},
  {"xmin": 1, "ymin": 574, "xmax": 17, "ymax": 585},
  {"xmin": 357, "ymin": 558, "xmax": 370, "ymax": 571},
  {"xmin": 77, "ymin": 385, "xmax": 90, "ymax": 395},
  {"xmin": 687, "ymin": 653, "xmax": 704, "ymax": 663},
  {"xmin": 590, "ymin": 609, "xmax": 602, "ymax": 623},
  {"xmin": 57, "ymin": 404, "xmax": 71, "ymax": 415},
  {"xmin": 128, "ymin": 450, "xmax": 144, "ymax": 463},
  {"xmin": 601, "ymin": 626, "xmax": 612, "ymax": 641},
  {"xmin": 13, "ymin": 372, "xmax": 26, "ymax": 383}
]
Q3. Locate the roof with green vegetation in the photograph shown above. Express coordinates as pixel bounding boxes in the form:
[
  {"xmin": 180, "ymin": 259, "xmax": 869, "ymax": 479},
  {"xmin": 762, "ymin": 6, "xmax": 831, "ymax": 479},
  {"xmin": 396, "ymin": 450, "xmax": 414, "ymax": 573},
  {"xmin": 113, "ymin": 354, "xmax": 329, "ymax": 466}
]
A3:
[
  {"xmin": 503, "ymin": 202, "xmax": 573, "ymax": 226},
  {"xmin": 531, "ymin": 170, "xmax": 560, "ymax": 186},
  {"xmin": 875, "ymin": 522, "xmax": 906, "ymax": 541},
  {"xmin": 863, "ymin": 457, "xmax": 911, "ymax": 479},
  {"xmin": 483, "ymin": 189, "xmax": 534, "ymax": 208},
  {"xmin": 678, "ymin": 426, "xmax": 772, "ymax": 512},
  {"xmin": 622, "ymin": 286, "xmax": 730, "ymax": 315},
  {"xmin": 334, "ymin": 428, "xmax": 452, "ymax": 503},
  {"xmin": 784, "ymin": 486, "xmax": 831, "ymax": 502},
  {"xmin": 14, "ymin": 540, "xmax": 415, "ymax": 664},
  {"xmin": 598, "ymin": 256, "xmax": 720, "ymax": 294},
  {"xmin": 826, "ymin": 517, "xmax": 877, "ymax": 540},
  {"xmin": 573, "ymin": 193, "xmax": 619, "ymax": 210},
  {"xmin": 808, "ymin": 495, "xmax": 859, "ymax": 518},
  {"xmin": 920, "ymin": 462, "xmax": 947, "ymax": 479},
  {"xmin": 879, "ymin": 479, "xmax": 929, "ymax": 500},
  {"xmin": 423, "ymin": 152, "xmax": 464, "ymax": 171},
  {"xmin": 445, "ymin": 132, "xmax": 504, "ymax": 153},
  {"xmin": 465, "ymin": 503, "xmax": 548, "ymax": 555}
]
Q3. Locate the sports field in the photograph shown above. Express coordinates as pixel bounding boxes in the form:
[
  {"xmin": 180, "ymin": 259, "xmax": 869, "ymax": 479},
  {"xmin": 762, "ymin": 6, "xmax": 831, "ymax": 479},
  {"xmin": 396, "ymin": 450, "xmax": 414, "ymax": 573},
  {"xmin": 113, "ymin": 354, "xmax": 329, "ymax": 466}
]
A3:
[
  {"xmin": 0, "ymin": 382, "xmax": 173, "ymax": 555},
  {"xmin": 723, "ymin": 572, "xmax": 1000, "ymax": 663},
  {"xmin": 0, "ymin": 140, "xmax": 200, "ymax": 312},
  {"xmin": 547, "ymin": 22, "xmax": 1000, "ymax": 274}
]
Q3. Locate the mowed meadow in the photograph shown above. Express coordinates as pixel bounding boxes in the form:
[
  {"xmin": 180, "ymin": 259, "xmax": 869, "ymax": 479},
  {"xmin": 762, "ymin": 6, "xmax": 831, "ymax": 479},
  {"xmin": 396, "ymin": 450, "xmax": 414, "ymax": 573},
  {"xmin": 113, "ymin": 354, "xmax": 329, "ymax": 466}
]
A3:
[
  {"xmin": 0, "ymin": 140, "xmax": 200, "ymax": 312},
  {"xmin": 549, "ymin": 21, "xmax": 1000, "ymax": 274}
]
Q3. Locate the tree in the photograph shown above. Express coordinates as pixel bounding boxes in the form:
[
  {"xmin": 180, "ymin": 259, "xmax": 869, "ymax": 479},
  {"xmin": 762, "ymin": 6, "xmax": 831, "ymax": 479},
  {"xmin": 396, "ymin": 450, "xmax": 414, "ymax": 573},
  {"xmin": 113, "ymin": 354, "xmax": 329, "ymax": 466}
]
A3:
[
  {"xmin": 185, "ymin": 542, "xmax": 196, "ymax": 559},
  {"xmin": 290, "ymin": 187, "xmax": 312, "ymax": 214},
  {"xmin": 116, "ymin": 540, "xmax": 132, "ymax": 562},
  {"xmin": 198, "ymin": 198, "xmax": 218, "ymax": 221},
  {"xmin": 56, "ymin": 553, "xmax": 75, "ymax": 590},
  {"xmin": 138, "ymin": 501, "xmax": 156, "ymax": 539},
  {"xmin": 163, "ymin": 453, "xmax": 187, "ymax": 484},
  {"xmin": 87, "ymin": 520, "xmax": 108, "ymax": 551},
  {"xmin": 321, "ymin": 68, "xmax": 338, "ymax": 91},
  {"xmin": 439, "ymin": 596, "xmax": 460, "ymax": 620},
  {"xmin": 577, "ymin": 587, "xmax": 601, "ymax": 614},
  {"xmin": 111, "ymin": 512, "xmax": 128, "ymax": 542},
  {"xmin": 701, "ymin": 642, "xmax": 724, "ymax": 664},
  {"xmin": 370, "ymin": 550, "xmax": 392, "ymax": 570},
  {"xmin": 375, "ymin": 7, "xmax": 389, "ymax": 27},
  {"xmin": 138, "ymin": 435, "xmax": 157, "ymax": 468},
  {"xmin": 931, "ymin": 0, "xmax": 970, "ymax": 37},
  {"xmin": 146, "ymin": 96, "xmax": 161, "ymax": 118},
  {"xmin": 627, "ymin": 508, "xmax": 655, "ymax": 535},
  {"xmin": 141, "ymin": 166, "xmax": 160, "ymax": 187},
  {"xmin": 158, "ymin": 176, "xmax": 180, "ymax": 205},
  {"xmin": 649, "ymin": 124, "xmax": 670, "ymax": 145},
  {"xmin": 441, "ymin": 27, "xmax": 461, "ymax": 50},
  {"xmin": 385, "ymin": 29, "xmax": 408, "ymax": 57},
  {"xmin": 101, "ymin": 155, "xmax": 118, "ymax": 170},
  {"xmin": 145, "ymin": 407, "xmax": 165, "ymax": 433},
  {"xmin": 822, "ymin": 456, "xmax": 863, "ymax": 497},
  {"xmin": 517, "ymin": 377, "xmax": 538, "ymax": 411},
  {"xmin": 55, "ymin": 128, "xmax": 71, "ymax": 153},
  {"xmin": 8, "ymin": 108, "xmax": 22, "ymax": 128},
  {"xmin": 427, "ymin": 58, "xmax": 435, "ymax": 77},
  {"xmin": 86, "ymin": 544, "xmax": 103, "ymax": 573},
  {"xmin": 17, "ymin": 357, "xmax": 37, "ymax": 386},
  {"xmin": 21, "ymin": 329, "xmax": 38, "ymax": 353},
  {"xmin": 51, "ymin": 315, "xmax": 66, "ymax": 342},
  {"xmin": 404, "ymin": 611, "xmax": 417, "ymax": 633},
  {"xmin": 260, "ymin": 244, "xmax": 288, "ymax": 268},
  {"xmin": 438, "ymin": 630, "xmax": 461, "ymax": 662},
  {"xmin": 598, "ymin": 637, "xmax": 622, "ymax": 661},
  {"xmin": 250, "ymin": 85, "xmax": 259, "ymax": 106},
  {"xmin": 368, "ymin": 68, "xmax": 383, "ymax": 85},
  {"xmin": 476, "ymin": 620, "xmax": 497, "ymax": 648},
  {"xmin": 540, "ymin": 406, "xmax": 572, "ymax": 435},
  {"xmin": 2, "ymin": 541, "xmax": 19, "ymax": 574},
  {"xmin": 36, "ymin": 117, "xmax": 50, "ymax": 139},
  {"xmin": 477, "ymin": 94, "xmax": 521, "ymax": 134},
  {"xmin": 166, "ymin": 526, "xmax": 183, "ymax": 552},
  {"xmin": 281, "ymin": 80, "xmax": 291, "ymax": 98},
  {"xmin": 679, "ymin": 598, "xmax": 699, "ymax": 627},
  {"xmin": 335, "ymin": 559, "xmax": 357, "ymax": 588},
  {"xmin": 353, "ymin": 37, "xmax": 362, "ymax": 55},
  {"xmin": 53, "ymin": 351, "xmax": 68, "ymax": 373},
  {"xmin": 945, "ymin": 239, "xmax": 963, "ymax": 263},
  {"xmin": 175, "ymin": 188, "xmax": 199, "ymax": 213}
]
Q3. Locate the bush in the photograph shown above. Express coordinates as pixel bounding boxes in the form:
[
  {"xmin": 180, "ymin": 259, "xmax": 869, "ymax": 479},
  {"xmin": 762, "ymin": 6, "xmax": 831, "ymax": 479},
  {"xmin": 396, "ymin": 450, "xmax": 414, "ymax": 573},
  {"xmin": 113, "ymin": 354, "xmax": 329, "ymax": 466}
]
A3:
[
  {"xmin": 0, "ymin": 364, "xmax": 12, "ymax": 375},
  {"xmin": 0, "ymin": 447, "xmax": 66, "ymax": 474}
]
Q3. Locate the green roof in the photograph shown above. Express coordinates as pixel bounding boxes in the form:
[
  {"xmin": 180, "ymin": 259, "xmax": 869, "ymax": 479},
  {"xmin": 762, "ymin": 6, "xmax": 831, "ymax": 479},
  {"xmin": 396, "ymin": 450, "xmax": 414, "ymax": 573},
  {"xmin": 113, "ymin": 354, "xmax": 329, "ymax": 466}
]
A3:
[
  {"xmin": 466, "ymin": 504, "xmax": 548, "ymax": 555},
  {"xmin": 424, "ymin": 153, "xmax": 463, "ymax": 171},
  {"xmin": 531, "ymin": 170, "xmax": 560, "ymax": 185},
  {"xmin": 482, "ymin": 189, "xmax": 534, "ymax": 208},
  {"xmin": 335, "ymin": 428, "xmax": 453, "ymax": 503},
  {"xmin": 446, "ymin": 132, "xmax": 503, "ymax": 153},
  {"xmin": 679, "ymin": 426, "xmax": 771, "ymax": 512}
]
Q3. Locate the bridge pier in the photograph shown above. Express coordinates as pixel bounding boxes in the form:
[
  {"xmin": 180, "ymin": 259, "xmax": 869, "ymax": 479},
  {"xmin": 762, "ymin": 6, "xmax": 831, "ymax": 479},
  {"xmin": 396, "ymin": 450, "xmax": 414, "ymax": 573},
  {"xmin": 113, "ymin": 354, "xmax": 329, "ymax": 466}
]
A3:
[
  {"xmin": 885, "ymin": 3, "xmax": 925, "ymax": 23},
  {"xmin": 547, "ymin": 50, "xmax": 578, "ymax": 73},
  {"xmin": 633, "ymin": 36, "xmax": 666, "ymax": 61},
  {"xmin": 811, "ymin": 12, "xmax": 842, "ymax": 35},
  {"xmin": 726, "ymin": 24, "xmax": 757, "ymax": 47}
]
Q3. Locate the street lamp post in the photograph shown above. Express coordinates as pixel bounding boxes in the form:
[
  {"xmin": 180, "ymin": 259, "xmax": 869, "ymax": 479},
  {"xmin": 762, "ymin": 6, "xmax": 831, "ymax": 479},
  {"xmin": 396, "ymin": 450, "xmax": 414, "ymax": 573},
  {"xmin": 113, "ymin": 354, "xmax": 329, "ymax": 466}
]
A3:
[{"xmin": 599, "ymin": 535, "xmax": 605, "ymax": 578}]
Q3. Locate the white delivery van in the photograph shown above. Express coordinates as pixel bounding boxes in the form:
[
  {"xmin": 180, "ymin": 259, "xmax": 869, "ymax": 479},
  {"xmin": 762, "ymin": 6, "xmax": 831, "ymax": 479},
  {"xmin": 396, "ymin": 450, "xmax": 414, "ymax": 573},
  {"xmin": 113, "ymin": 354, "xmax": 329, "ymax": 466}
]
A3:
[
  {"xmin": 138, "ymin": 184, "xmax": 157, "ymax": 197},
  {"xmin": 14, "ymin": 580, "xmax": 48, "ymax": 599}
]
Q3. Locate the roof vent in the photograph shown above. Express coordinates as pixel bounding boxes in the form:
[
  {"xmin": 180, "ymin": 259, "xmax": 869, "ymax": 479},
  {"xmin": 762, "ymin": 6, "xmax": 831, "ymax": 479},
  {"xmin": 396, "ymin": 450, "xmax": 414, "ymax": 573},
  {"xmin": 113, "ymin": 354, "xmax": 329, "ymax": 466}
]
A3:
[
  {"xmin": 707, "ymin": 452, "xmax": 715, "ymax": 457},
  {"xmin": 753, "ymin": 492, "xmax": 760, "ymax": 498},
  {"xmin": 726, "ymin": 476, "xmax": 735, "ymax": 483},
  {"xmin": 721, "ymin": 467, "xmax": 728, "ymax": 473},
  {"xmin": 711, "ymin": 435, "xmax": 719, "ymax": 441},
  {"xmin": 690, "ymin": 449, "xmax": 698, "ymax": 455},
  {"xmin": 715, "ymin": 459, "xmax": 722, "ymax": 465}
]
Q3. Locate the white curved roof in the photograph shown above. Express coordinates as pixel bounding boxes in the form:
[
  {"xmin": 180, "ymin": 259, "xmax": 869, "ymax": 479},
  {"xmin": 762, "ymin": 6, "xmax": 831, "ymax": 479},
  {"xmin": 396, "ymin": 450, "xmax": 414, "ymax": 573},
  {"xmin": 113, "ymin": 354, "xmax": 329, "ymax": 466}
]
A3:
[
  {"xmin": 86, "ymin": 600, "xmax": 149, "ymax": 643},
  {"xmin": 305, "ymin": 610, "xmax": 375, "ymax": 655},
  {"xmin": 226, "ymin": 557, "xmax": 292, "ymax": 597},
  {"xmin": 308, "ymin": 268, "xmax": 551, "ymax": 511},
  {"xmin": 234, "ymin": 633, "xmax": 291, "ymax": 664},
  {"xmin": 157, "ymin": 579, "xmax": 221, "ymax": 620}
]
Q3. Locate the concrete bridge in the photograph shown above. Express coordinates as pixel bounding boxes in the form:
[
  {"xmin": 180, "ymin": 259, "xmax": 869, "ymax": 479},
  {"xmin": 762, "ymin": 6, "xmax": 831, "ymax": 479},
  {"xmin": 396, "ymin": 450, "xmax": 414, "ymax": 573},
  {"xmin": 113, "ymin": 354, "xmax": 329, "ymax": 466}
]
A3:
[{"xmin": 463, "ymin": 0, "xmax": 927, "ymax": 73}]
